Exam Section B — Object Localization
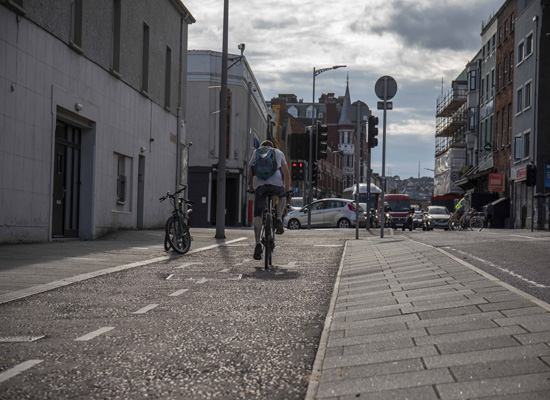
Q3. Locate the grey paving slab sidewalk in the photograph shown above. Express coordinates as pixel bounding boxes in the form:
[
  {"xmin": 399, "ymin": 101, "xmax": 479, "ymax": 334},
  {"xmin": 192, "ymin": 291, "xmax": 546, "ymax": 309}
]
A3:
[
  {"xmin": 0, "ymin": 228, "xmax": 252, "ymax": 305},
  {"xmin": 307, "ymin": 237, "xmax": 550, "ymax": 400}
]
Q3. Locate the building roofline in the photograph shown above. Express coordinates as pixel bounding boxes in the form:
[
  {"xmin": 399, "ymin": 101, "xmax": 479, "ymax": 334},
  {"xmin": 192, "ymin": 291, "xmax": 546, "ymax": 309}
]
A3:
[{"xmin": 170, "ymin": 0, "xmax": 196, "ymax": 23}]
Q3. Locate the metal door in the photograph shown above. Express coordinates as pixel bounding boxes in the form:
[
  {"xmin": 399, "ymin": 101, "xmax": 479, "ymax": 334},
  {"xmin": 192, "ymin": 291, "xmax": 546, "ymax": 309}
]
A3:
[{"xmin": 52, "ymin": 121, "xmax": 81, "ymax": 238}]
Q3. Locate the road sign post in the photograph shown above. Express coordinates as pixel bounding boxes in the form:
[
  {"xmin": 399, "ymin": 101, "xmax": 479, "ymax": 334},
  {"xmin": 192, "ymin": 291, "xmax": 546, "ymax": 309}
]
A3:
[{"xmin": 375, "ymin": 76, "xmax": 397, "ymax": 239}]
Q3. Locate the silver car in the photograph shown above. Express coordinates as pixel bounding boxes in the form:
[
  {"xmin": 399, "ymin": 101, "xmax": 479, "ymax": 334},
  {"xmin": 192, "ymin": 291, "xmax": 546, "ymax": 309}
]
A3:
[
  {"xmin": 284, "ymin": 198, "xmax": 364, "ymax": 229},
  {"xmin": 422, "ymin": 206, "xmax": 451, "ymax": 230}
]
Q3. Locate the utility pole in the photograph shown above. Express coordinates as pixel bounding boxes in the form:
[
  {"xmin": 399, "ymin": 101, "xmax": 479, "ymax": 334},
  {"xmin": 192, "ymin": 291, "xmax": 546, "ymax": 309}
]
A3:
[{"xmin": 215, "ymin": 0, "xmax": 229, "ymax": 239}]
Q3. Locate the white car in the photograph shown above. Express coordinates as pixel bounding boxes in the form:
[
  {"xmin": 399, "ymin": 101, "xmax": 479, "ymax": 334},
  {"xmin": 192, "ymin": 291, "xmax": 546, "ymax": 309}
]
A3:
[{"xmin": 283, "ymin": 198, "xmax": 364, "ymax": 229}]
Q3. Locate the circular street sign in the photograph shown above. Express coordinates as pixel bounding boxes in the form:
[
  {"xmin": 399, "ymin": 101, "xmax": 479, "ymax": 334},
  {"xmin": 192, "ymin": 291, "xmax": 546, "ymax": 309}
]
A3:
[{"xmin": 375, "ymin": 76, "xmax": 398, "ymax": 100}]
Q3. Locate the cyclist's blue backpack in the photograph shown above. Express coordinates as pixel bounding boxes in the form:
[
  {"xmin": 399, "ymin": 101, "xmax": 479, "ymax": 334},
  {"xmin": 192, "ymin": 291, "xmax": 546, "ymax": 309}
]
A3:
[{"xmin": 252, "ymin": 146, "xmax": 277, "ymax": 180}]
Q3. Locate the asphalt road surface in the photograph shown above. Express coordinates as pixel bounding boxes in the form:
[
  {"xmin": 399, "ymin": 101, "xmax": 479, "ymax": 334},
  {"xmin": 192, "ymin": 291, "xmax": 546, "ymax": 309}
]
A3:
[{"xmin": 0, "ymin": 229, "xmax": 353, "ymax": 399}]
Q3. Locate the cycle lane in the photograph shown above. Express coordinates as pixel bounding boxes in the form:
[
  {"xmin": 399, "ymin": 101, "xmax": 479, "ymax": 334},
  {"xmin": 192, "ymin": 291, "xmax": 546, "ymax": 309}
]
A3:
[{"xmin": 0, "ymin": 231, "xmax": 346, "ymax": 399}]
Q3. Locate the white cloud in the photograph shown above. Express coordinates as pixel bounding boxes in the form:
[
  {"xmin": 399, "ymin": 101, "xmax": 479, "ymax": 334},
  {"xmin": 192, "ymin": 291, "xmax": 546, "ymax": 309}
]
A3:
[{"xmin": 184, "ymin": 0, "xmax": 504, "ymax": 178}]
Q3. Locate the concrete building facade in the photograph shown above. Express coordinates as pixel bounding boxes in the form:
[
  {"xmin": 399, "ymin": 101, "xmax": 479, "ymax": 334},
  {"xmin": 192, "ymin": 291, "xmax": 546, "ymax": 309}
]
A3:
[
  {"xmin": 185, "ymin": 50, "xmax": 268, "ymax": 227},
  {"xmin": 0, "ymin": 0, "xmax": 195, "ymax": 242}
]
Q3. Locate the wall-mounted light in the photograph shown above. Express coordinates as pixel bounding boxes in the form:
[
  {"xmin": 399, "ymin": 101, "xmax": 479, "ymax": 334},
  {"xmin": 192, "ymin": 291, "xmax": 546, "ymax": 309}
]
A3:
[
  {"xmin": 75, "ymin": 103, "xmax": 83, "ymax": 112},
  {"xmin": 140, "ymin": 146, "xmax": 146, "ymax": 153}
]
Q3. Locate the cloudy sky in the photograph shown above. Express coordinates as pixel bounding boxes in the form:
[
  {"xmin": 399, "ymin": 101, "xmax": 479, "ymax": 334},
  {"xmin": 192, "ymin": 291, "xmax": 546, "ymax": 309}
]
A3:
[{"xmin": 184, "ymin": 0, "xmax": 504, "ymax": 179}]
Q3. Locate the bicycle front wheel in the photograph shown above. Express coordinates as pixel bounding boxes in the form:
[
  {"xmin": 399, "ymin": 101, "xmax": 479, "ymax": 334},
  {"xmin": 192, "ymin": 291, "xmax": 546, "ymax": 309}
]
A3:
[
  {"xmin": 469, "ymin": 216, "xmax": 484, "ymax": 231},
  {"xmin": 448, "ymin": 216, "xmax": 459, "ymax": 231},
  {"xmin": 166, "ymin": 216, "xmax": 191, "ymax": 254}
]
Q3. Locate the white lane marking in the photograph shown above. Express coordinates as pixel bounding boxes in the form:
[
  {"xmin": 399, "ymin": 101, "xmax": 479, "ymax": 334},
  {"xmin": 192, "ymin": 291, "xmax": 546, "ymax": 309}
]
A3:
[
  {"xmin": 219, "ymin": 268, "xmax": 231, "ymax": 273},
  {"xmin": 228, "ymin": 274, "xmax": 243, "ymax": 280},
  {"xmin": 74, "ymin": 327, "xmax": 115, "ymax": 342},
  {"xmin": 510, "ymin": 235, "xmax": 537, "ymax": 240},
  {"xmin": 168, "ymin": 289, "xmax": 188, "ymax": 297},
  {"xmin": 234, "ymin": 258, "xmax": 251, "ymax": 266},
  {"xmin": 195, "ymin": 278, "xmax": 208, "ymax": 284},
  {"xmin": 177, "ymin": 262, "xmax": 204, "ymax": 269},
  {"xmin": 452, "ymin": 248, "xmax": 549, "ymax": 288},
  {"xmin": 186, "ymin": 237, "xmax": 248, "ymax": 254},
  {"xmin": 281, "ymin": 261, "xmax": 299, "ymax": 269},
  {"xmin": 0, "ymin": 360, "xmax": 43, "ymax": 383},
  {"xmin": 314, "ymin": 245, "xmax": 343, "ymax": 247},
  {"xmin": 131, "ymin": 247, "xmax": 151, "ymax": 250},
  {"xmin": 133, "ymin": 304, "xmax": 159, "ymax": 314}
]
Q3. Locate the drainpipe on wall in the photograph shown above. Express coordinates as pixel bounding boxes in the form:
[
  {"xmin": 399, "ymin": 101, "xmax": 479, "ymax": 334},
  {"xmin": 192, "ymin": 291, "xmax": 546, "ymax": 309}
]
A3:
[{"xmin": 175, "ymin": 14, "xmax": 185, "ymax": 192}]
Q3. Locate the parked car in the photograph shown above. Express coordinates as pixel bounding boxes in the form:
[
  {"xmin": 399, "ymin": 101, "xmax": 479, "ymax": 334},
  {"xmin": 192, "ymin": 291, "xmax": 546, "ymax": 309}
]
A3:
[
  {"xmin": 289, "ymin": 197, "xmax": 304, "ymax": 211},
  {"xmin": 412, "ymin": 211, "xmax": 424, "ymax": 229},
  {"xmin": 422, "ymin": 206, "xmax": 451, "ymax": 230},
  {"xmin": 284, "ymin": 198, "xmax": 364, "ymax": 229}
]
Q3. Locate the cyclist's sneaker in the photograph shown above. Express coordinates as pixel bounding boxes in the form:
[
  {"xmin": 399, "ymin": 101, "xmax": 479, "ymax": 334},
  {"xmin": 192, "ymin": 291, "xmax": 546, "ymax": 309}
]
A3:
[
  {"xmin": 253, "ymin": 244, "xmax": 262, "ymax": 260},
  {"xmin": 275, "ymin": 219, "xmax": 284, "ymax": 234}
]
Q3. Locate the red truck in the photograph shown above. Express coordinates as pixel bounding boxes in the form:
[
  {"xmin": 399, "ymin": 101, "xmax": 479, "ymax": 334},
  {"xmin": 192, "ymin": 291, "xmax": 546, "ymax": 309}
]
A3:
[{"xmin": 378, "ymin": 194, "xmax": 411, "ymax": 228}]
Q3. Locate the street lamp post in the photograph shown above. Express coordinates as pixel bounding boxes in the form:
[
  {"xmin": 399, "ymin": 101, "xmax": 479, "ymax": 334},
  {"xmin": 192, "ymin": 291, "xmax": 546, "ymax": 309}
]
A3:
[
  {"xmin": 307, "ymin": 65, "xmax": 346, "ymax": 229},
  {"xmin": 215, "ymin": 0, "xmax": 229, "ymax": 239}
]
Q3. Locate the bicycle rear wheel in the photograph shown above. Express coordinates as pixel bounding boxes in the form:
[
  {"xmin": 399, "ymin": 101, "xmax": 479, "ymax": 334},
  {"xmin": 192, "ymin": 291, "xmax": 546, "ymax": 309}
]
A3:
[
  {"xmin": 166, "ymin": 216, "xmax": 191, "ymax": 254},
  {"xmin": 264, "ymin": 213, "xmax": 272, "ymax": 269},
  {"xmin": 469, "ymin": 216, "xmax": 484, "ymax": 231}
]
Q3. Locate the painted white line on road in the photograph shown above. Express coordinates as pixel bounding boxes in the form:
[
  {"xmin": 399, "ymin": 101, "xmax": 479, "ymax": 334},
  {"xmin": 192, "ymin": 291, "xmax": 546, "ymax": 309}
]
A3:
[
  {"xmin": 219, "ymin": 268, "xmax": 231, "ymax": 273},
  {"xmin": 133, "ymin": 304, "xmax": 159, "ymax": 314},
  {"xmin": 510, "ymin": 235, "xmax": 537, "ymax": 240},
  {"xmin": 451, "ymin": 248, "xmax": 549, "ymax": 289},
  {"xmin": 314, "ymin": 245, "xmax": 342, "ymax": 247},
  {"xmin": 131, "ymin": 247, "xmax": 151, "ymax": 250},
  {"xmin": 177, "ymin": 262, "xmax": 204, "ymax": 269},
  {"xmin": 195, "ymin": 278, "xmax": 208, "ymax": 284},
  {"xmin": 74, "ymin": 327, "xmax": 115, "ymax": 342},
  {"xmin": 233, "ymin": 258, "xmax": 251, "ymax": 266},
  {"xmin": 186, "ymin": 237, "xmax": 248, "ymax": 255},
  {"xmin": 281, "ymin": 261, "xmax": 299, "ymax": 269},
  {"xmin": 168, "ymin": 289, "xmax": 188, "ymax": 297},
  {"xmin": 0, "ymin": 360, "xmax": 43, "ymax": 384},
  {"xmin": 166, "ymin": 274, "xmax": 174, "ymax": 280},
  {"xmin": 0, "ymin": 237, "xmax": 248, "ymax": 306}
]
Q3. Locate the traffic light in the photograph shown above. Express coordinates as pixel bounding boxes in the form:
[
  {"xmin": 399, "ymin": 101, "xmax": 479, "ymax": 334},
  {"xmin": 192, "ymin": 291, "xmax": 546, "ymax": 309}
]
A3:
[
  {"xmin": 526, "ymin": 164, "xmax": 536, "ymax": 187},
  {"xmin": 311, "ymin": 162, "xmax": 318, "ymax": 184},
  {"xmin": 368, "ymin": 115, "xmax": 379, "ymax": 148},
  {"xmin": 289, "ymin": 132, "xmax": 309, "ymax": 160},
  {"xmin": 316, "ymin": 122, "xmax": 328, "ymax": 160},
  {"xmin": 291, "ymin": 162, "xmax": 305, "ymax": 181}
]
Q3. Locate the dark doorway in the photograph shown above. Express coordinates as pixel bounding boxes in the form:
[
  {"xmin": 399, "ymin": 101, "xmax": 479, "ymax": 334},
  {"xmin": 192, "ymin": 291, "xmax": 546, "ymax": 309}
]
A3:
[
  {"xmin": 137, "ymin": 155, "xmax": 145, "ymax": 229},
  {"xmin": 210, "ymin": 174, "xmax": 241, "ymax": 227},
  {"xmin": 52, "ymin": 121, "xmax": 81, "ymax": 238}
]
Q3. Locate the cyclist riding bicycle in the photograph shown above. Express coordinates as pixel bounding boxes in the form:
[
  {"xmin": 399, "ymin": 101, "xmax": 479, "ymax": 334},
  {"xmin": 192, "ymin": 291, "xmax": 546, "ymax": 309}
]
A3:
[
  {"xmin": 455, "ymin": 193, "xmax": 471, "ymax": 226},
  {"xmin": 248, "ymin": 140, "xmax": 290, "ymax": 260}
]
